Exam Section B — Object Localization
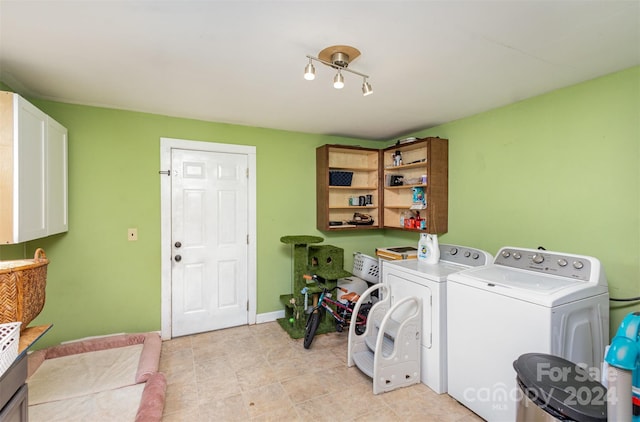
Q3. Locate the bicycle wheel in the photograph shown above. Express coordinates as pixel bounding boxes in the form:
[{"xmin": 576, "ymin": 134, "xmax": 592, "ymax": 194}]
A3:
[
  {"xmin": 303, "ymin": 309, "xmax": 321, "ymax": 349},
  {"xmin": 355, "ymin": 303, "xmax": 372, "ymax": 335}
]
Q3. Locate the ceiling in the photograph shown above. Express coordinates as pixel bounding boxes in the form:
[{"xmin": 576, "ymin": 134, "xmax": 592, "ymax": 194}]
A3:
[{"xmin": 1, "ymin": 1, "xmax": 638, "ymax": 141}]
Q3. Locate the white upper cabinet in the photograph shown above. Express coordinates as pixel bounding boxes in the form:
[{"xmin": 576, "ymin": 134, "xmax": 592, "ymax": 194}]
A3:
[
  {"xmin": 0, "ymin": 91, "xmax": 68, "ymax": 244},
  {"xmin": 45, "ymin": 118, "xmax": 68, "ymax": 236}
]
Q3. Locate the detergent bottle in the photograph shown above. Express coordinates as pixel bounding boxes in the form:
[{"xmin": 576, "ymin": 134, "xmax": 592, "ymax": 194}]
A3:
[{"xmin": 418, "ymin": 233, "xmax": 440, "ymax": 264}]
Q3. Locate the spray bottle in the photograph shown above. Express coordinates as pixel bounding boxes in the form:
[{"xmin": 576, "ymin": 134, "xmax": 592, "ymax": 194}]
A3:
[
  {"xmin": 604, "ymin": 311, "xmax": 640, "ymax": 421},
  {"xmin": 418, "ymin": 233, "xmax": 440, "ymax": 264}
]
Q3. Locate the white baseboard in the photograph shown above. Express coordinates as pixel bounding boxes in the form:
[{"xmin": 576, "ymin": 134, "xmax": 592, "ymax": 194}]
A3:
[{"xmin": 256, "ymin": 310, "xmax": 285, "ymax": 324}]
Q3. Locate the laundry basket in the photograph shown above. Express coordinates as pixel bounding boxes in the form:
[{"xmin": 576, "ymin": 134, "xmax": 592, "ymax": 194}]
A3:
[
  {"xmin": 0, "ymin": 322, "xmax": 20, "ymax": 377},
  {"xmin": 0, "ymin": 248, "xmax": 49, "ymax": 331},
  {"xmin": 352, "ymin": 253, "xmax": 380, "ymax": 284}
]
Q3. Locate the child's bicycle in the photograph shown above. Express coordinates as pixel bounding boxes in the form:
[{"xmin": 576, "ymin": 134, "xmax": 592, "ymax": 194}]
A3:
[{"xmin": 302, "ymin": 274, "xmax": 372, "ymax": 349}]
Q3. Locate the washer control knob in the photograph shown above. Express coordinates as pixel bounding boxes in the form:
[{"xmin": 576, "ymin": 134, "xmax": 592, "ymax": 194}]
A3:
[
  {"xmin": 513, "ymin": 252, "xmax": 521, "ymax": 260},
  {"xmin": 472, "ymin": 253, "xmax": 479, "ymax": 259},
  {"xmin": 449, "ymin": 248, "xmax": 458, "ymax": 255},
  {"xmin": 501, "ymin": 250, "xmax": 510, "ymax": 258},
  {"xmin": 558, "ymin": 259, "xmax": 568, "ymax": 267},
  {"xmin": 573, "ymin": 261, "xmax": 584, "ymax": 269},
  {"xmin": 532, "ymin": 253, "xmax": 545, "ymax": 264},
  {"xmin": 464, "ymin": 251, "xmax": 471, "ymax": 258}
]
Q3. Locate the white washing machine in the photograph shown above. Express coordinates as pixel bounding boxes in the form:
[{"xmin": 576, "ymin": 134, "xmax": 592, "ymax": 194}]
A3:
[
  {"xmin": 447, "ymin": 247, "xmax": 609, "ymax": 422},
  {"xmin": 381, "ymin": 243, "xmax": 493, "ymax": 394}
]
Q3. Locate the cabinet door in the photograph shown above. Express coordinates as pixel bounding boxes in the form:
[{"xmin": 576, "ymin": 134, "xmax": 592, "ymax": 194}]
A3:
[
  {"xmin": 0, "ymin": 384, "xmax": 28, "ymax": 422},
  {"xmin": 16, "ymin": 96, "xmax": 47, "ymax": 243},
  {"xmin": 46, "ymin": 118, "xmax": 68, "ymax": 235},
  {"xmin": 0, "ymin": 92, "xmax": 15, "ymax": 243}
]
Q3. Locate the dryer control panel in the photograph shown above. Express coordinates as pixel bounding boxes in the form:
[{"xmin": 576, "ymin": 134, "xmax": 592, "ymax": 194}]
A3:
[
  {"xmin": 494, "ymin": 247, "xmax": 593, "ymax": 281},
  {"xmin": 440, "ymin": 244, "xmax": 493, "ymax": 267}
]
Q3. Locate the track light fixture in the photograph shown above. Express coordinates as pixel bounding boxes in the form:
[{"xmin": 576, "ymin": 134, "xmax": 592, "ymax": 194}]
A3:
[
  {"xmin": 333, "ymin": 70, "xmax": 344, "ymax": 89},
  {"xmin": 304, "ymin": 58, "xmax": 315, "ymax": 81},
  {"xmin": 304, "ymin": 45, "xmax": 373, "ymax": 96},
  {"xmin": 362, "ymin": 79, "xmax": 373, "ymax": 96}
]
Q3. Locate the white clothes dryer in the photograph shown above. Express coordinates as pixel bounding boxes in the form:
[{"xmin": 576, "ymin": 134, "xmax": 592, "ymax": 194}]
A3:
[
  {"xmin": 446, "ymin": 247, "xmax": 609, "ymax": 422},
  {"xmin": 381, "ymin": 243, "xmax": 493, "ymax": 394}
]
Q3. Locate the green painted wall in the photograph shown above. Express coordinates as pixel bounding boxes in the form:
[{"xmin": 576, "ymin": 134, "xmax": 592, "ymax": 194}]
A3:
[
  {"xmin": 0, "ymin": 99, "xmax": 387, "ymax": 348},
  {"xmin": 384, "ymin": 66, "xmax": 640, "ymax": 334},
  {"xmin": 1, "ymin": 66, "xmax": 638, "ymax": 347}
]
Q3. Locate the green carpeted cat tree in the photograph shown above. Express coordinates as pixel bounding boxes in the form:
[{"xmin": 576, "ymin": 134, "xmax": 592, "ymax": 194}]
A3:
[{"xmin": 278, "ymin": 235, "xmax": 352, "ymax": 339}]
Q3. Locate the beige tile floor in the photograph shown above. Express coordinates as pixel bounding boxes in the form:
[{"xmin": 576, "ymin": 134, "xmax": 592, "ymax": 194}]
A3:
[{"xmin": 160, "ymin": 321, "xmax": 484, "ymax": 421}]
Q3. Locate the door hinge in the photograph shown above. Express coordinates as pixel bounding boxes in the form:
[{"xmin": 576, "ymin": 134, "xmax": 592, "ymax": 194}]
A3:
[
  {"xmin": 246, "ymin": 168, "xmax": 249, "ymax": 178},
  {"xmin": 247, "ymin": 300, "xmax": 249, "ymax": 311},
  {"xmin": 247, "ymin": 234, "xmax": 249, "ymax": 244}
]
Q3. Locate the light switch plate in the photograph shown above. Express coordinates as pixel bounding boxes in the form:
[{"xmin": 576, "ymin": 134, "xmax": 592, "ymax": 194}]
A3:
[{"xmin": 128, "ymin": 228, "xmax": 138, "ymax": 241}]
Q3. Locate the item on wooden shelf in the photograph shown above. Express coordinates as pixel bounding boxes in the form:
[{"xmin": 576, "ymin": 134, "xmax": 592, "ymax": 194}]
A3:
[
  {"xmin": 412, "ymin": 187, "xmax": 425, "ymax": 206},
  {"xmin": 387, "ymin": 174, "xmax": 404, "ymax": 186},
  {"xmin": 330, "ymin": 223, "xmax": 357, "ymax": 229},
  {"xmin": 349, "ymin": 213, "xmax": 374, "ymax": 225},
  {"xmin": 393, "ymin": 150, "xmax": 403, "ymax": 166},
  {"xmin": 415, "ymin": 213, "xmax": 426, "ymax": 230},
  {"xmin": 404, "ymin": 213, "xmax": 416, "ymax": 229},
  {"xmin": 329, "ymin": 171, "xmax": 353, "ymax": 186},
  {"xmin": 395, "ymin": 137, "xmax": 417, "ymax": 145},
  {"xmin": 0, "ymin": 248, "xmax": 48, "ymax": 331}
]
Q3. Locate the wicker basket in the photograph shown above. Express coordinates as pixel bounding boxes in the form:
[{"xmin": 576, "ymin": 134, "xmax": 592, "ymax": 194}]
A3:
[
  {"xmin": 0, "ymin": 322, "xmax": 20, "ymax": 377},
  {"xmin": 352, "ymin": 252, "xmax": 380, "ymax": 284},
  {"xmin": 0, "ymin": 248, "xmax": 48, "ymax": 331}
]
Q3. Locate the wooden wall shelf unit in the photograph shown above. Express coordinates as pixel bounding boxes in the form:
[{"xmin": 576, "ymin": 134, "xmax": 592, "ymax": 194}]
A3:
[
  {"xmin": 316, "ymin": 145, "xmax": 380, "ymax": 231},
  {"xmin": 382, "ymin": 137, "xmax": 448, "ymax": 233},
  {"xmin": 316, "ymin": 138, "xmax": 448, "ymax": 233}
]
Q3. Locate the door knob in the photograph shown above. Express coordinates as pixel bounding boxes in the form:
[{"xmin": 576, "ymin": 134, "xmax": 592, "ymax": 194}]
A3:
[
  {"xmin": 175, "ymin": 241, "xmax": 182, "ymax": 248},
  {"xmin": 175, "ymin": 255, "xmax": 182, "ymax": 262}
]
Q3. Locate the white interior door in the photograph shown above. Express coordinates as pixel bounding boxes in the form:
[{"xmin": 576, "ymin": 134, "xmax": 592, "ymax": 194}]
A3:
[{"xmin": 170, "ymin": 148, "xmax": 248, "ymax": 337}]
